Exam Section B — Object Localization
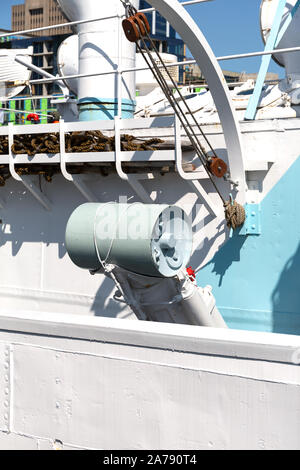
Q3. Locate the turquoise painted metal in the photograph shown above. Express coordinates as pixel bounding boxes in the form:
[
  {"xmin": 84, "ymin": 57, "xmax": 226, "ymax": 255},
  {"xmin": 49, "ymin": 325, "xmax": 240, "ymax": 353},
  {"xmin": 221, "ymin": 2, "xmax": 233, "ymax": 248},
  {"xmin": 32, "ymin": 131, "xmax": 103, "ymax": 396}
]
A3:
[
  {"xmin": 196, "ymin": 157, "xmax": 300, "ymax": 335},
  {"xmin": 78, "ymin": 98, "xmax": 136, "ymax": 121},
  {"xmin": 245, "ymin": 0, "xmax": 287, "ymax": 121},
  {"xmin": 66, "ymin": 202, "xmax": 193, "ymax": 278},
  {"xmin": 239, "ymin": 204, "xmax": 262, "ymax": 236}
]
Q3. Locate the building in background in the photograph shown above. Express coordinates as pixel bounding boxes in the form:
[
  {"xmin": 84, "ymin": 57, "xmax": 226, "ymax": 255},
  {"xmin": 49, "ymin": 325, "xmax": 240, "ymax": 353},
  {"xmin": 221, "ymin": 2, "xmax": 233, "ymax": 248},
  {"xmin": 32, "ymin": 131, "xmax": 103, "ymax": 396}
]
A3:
[
  {"xmin": 0, "ymin": 28, "xmax": 25, "ymax": 44},
  {"xmin": 3, "ymin": 0, "xmax": 187, "ymax": 125},
  {"xmin": 9, "ymin": 34, "xmax": 68, "ymax": 96},
  {"xmin": 1, "ymin": 1, "xmax": 279, "ymax": 125},
  {"xmin": 12, "ymin": 0, "xmax": 71, "ymax": 36},
  {"xmin": 0, "ymin": 0, "xmax": 72, "ymax": 125},
  {"xmin": 185, "ymin": 63, "xmax": 279, "ymax": 87},
  {"xmin": 139, "ymin": 0, "xmax": 186, "ymax": 82},
  {"xmin": 0, "ymin": 30, "xmax": 69, "ymax": 126}
]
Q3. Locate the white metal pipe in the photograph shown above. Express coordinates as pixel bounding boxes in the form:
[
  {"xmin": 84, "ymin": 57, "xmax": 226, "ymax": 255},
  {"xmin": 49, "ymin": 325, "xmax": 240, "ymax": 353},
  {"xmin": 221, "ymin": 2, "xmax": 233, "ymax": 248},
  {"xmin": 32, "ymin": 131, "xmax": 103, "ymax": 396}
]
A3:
[
  {"xmin": 0, "ymin": 0, "xmax": 213, "ymax": 39},
  {"xmin": 0, "ymin": 95, "xmax": 64, "ymax": 103},
  {"xmin": 0, "ymin": 107, "xmax": 50, "ymax": 118},
  {"xmin": 14, "ymin": 56, "xmax": 69, "ymax": 96},
  {"xmin": 57, "ymin": 0, "xmax": 138, "ymax": 121},
  {"xmin": 28, "ymin": 44, "xmax": 300, "ymax": 87},
  {"xmin": 30, "ymin": 70, "xmax": 118, "ymax": 85},
  {"xmin": 216, "ymin": 45, "xmax": 300, "ymax": 61},
  {"xmin": 0, "ymin": 16, "xmax": 118, "ymax": 39},
  {"xmin": 141, "ymin": 0, "xmax": 214, "ymax": 12}
]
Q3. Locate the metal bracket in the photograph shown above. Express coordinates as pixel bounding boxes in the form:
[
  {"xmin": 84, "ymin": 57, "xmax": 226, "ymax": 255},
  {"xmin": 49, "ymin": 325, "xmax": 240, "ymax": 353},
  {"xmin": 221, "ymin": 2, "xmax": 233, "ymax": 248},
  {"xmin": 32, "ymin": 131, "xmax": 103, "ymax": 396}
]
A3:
[
  {"xmin": 239, "ymin": 203, "xmax": 261, "ymax": 236},
  {"xmin": 174, "ymin": 116, "xmax": 221, "ymax": 217},
  {"xmin": 59, "ymin": 119, "xmax": 98, "ymax": 202},
  {"xmin": 114, "ymin": 116, "xmax": 153, "ymax": 203},
  {"xmin": 8, "ymin": 124, "xmax": 52, "ymax": 211}
]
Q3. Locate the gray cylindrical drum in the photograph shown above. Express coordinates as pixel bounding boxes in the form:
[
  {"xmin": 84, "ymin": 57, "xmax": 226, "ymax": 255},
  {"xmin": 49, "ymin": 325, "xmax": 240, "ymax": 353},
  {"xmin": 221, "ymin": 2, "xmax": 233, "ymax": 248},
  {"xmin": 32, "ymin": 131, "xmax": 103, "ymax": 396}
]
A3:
[{"xmin": 65, "ymin": 203, "xmax": 193, "ymax": 278}]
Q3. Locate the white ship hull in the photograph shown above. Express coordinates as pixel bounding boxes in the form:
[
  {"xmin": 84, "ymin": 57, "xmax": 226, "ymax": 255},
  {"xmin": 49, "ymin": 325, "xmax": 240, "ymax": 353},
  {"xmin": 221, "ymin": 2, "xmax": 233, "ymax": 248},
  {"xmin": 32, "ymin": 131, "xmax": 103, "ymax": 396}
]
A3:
[
  {"xmin": 0, "ymin": 0, "xmax": 300, "ymax": 450},
  {"xmin": 0, "ymin": 310, "xmax": 299, "ymax": 450}
]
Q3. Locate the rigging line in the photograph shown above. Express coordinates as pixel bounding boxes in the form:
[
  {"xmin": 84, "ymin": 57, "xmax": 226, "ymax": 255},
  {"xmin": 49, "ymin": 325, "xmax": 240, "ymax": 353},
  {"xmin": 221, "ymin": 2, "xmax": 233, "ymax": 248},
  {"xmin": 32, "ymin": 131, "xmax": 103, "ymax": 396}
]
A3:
[
  {"xmin": 134, "ymin": 35, "xmax": 208, "ymax": 159},
  {"xmin": 143, "ymin": 35, "xmax": 219, "ymax": 160},
  {"xmin": 125, "ymin": 11, "xmax": 215, "ymax": 162},
  {"xmin": 132, "ymin": 41, "xmax": 226, "ymax": 202},
  {"xmin": 0, "ymin": 107, "xmax": 51, "ymax": 118},
  {"xmin": 121, "ymin": 1, "xmax": 226, "ymax": 204},
  {"xmin": 136, "ymin": 43, "xmax": 207, "ymax": 166},
  {"xmin": 123, "ymin": 2, "xmax": 217, "ymax": 160},
  {"xmin": 137, "ymin": 41, "xmax": 207, "ymax": 157},
  {"xmin": 137, "ymin": 41, "xmax": 209, "ymax": 163},
  {"xmin": 135, "ymin": 42, "xmax": 226, "ymax": 204},
  {"xmin": 124, "ymin": 1, "xmax": 219, "ymax": 160}
]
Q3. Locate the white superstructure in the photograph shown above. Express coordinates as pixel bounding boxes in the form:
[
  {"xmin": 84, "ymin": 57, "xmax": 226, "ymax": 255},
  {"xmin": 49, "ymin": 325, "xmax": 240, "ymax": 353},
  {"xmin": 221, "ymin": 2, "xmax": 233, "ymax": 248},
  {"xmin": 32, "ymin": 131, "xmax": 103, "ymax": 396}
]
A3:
[
  {"xmin": 0, "ymin": 0, "xmax": 299, "ymax": 450},
  {"xmin": 57, "ymin": 0, "xmax": 138, "ymax": 120}
]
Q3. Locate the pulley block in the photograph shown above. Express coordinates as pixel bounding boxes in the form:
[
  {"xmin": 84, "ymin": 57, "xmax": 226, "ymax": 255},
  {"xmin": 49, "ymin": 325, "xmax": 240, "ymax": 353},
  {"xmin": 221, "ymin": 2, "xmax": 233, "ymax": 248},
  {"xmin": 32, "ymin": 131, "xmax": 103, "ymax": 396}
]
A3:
[
  {"xmin": 208, "ymin": 157, "xmax": 228, "ymax": 178},
  {"xmin": 122, "ymin": 17, "xmax": 140, "ymax": 42},
  {"xmin": 122, "ymin": 13, "xmax": 151, "ymax": 42},
  {"xmin": 135, "ymin": 13, "xmax": 151, "ymax": 34}
]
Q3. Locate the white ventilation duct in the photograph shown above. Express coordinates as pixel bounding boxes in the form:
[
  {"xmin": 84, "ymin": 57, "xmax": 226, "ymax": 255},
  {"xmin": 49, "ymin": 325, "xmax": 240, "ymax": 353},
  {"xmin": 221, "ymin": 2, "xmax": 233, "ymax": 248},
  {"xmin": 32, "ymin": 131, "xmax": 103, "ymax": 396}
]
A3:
[
  {"xmin": 57, "ymin": 0, "xmax": 139, "ymax": 121},
  {"xmin": 58, "ymin": 37, "xmax": 180, "ymax": 99}
]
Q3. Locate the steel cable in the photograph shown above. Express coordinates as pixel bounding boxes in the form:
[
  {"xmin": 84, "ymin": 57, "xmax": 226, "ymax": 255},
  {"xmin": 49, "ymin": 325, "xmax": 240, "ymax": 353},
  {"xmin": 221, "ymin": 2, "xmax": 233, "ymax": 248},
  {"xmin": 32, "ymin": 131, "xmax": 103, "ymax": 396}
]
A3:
[{"xmin": 123, "ymin": 4, "xmax": 226, "ymax": 203}]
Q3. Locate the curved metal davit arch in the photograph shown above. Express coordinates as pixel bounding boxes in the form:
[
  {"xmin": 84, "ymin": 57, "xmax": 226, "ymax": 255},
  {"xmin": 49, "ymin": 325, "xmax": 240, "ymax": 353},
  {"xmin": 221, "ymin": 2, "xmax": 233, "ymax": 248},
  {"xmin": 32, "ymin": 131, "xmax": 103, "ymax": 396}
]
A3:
[{"xmin": 145, "ymin": 0, "xmax": 246, "ymax": 202}]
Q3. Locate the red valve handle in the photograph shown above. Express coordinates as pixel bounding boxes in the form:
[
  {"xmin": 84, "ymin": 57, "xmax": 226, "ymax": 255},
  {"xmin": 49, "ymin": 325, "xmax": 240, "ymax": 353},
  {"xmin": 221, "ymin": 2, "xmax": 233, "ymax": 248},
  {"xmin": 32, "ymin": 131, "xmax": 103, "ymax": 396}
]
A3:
[{"xmin": 26, "ymin": 113, "xmax": 39, "ymax": 122}]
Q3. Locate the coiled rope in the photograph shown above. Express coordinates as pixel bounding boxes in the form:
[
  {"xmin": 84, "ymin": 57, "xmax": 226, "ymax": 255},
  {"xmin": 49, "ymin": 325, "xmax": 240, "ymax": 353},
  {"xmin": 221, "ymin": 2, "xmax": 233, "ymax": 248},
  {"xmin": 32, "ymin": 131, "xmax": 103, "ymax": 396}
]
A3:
[{"xmin": 224, "ymin": 200, "xmax": 246, "ymax": 230}]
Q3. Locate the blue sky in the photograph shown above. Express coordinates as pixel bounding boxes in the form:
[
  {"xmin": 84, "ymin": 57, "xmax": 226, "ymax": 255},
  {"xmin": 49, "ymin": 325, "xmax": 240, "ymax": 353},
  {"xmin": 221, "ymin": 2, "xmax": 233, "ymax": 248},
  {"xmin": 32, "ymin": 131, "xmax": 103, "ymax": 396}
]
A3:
[{"xmin": 1, "ymin": 0, "xmax": 283, "ymax": 76}]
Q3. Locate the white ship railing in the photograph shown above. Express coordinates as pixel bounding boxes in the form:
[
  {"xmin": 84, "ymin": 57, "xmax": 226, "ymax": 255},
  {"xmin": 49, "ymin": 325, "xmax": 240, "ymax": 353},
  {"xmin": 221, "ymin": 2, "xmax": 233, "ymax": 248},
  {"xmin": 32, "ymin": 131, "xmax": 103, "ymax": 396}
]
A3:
[
  {"xmin": 0, "ymin": 0, "xmax": 227, "ymax": 211},
  {"xmin": 1, "ymin": 115, "xmax": 221, "ymax": 213},
  {"xmin": 0, "ymin": 0, "xmax": 212, "ymax": 39},
  {"xmin": 26, "ymin": 45, "xmax": 300, "ymax": 88},
  {"xmin": 1, "ymin": 0, "xmax": 214, "ymax": 118},
  {"xmin": 4, "ymin": 0, "xmax": 300, "ymax": 90},
  {"xmin": 3, "ymin": 0, "xmax": 300, "ymax": 99},
  {"xmin": 1, "ymin": 0, "xmax": 299, "ymax": 210}
]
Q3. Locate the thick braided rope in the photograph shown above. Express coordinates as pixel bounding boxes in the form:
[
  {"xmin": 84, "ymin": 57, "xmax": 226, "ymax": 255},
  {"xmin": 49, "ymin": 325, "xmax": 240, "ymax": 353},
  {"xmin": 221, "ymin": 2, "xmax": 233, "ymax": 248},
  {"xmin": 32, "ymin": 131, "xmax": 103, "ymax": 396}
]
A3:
[{"xmin": 224, "ymin": 200, "xmax": 246, "ymax": 230}]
